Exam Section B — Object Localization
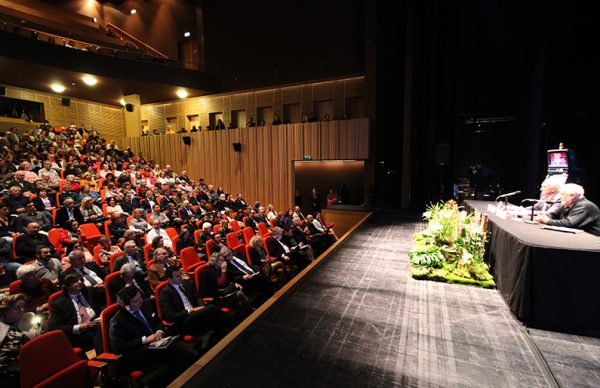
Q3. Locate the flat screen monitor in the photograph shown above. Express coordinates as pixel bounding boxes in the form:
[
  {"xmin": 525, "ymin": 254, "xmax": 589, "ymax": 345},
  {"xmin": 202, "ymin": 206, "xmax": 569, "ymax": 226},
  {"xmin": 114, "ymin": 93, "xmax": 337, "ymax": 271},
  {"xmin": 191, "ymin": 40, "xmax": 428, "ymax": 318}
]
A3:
[{"xmin": 547, "ymin": 150, "xmax": 569, "ymax": 169}]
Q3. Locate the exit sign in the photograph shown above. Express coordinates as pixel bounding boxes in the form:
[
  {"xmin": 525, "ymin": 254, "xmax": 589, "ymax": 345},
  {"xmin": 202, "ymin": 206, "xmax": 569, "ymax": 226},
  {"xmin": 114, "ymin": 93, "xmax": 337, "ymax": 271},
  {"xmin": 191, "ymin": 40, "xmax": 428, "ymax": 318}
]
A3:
[{"xmin": 303, "ymin": 155, "xmax": 312, "ymax": 160}]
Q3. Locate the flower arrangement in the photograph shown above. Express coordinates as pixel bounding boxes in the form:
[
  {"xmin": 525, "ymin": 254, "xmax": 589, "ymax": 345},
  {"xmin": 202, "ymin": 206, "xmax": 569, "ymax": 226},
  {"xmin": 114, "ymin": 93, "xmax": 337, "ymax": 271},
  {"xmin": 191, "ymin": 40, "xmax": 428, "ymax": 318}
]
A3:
[{"xmin": 409, "ymin": 200, "xmax": 495, "ymax": 288}]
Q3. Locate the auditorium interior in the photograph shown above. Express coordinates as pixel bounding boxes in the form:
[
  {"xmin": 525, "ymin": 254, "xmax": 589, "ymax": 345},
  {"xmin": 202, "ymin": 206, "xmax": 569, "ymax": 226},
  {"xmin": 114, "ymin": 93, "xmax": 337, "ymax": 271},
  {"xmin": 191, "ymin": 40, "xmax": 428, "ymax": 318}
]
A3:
[{"xmin": 1, "ymin": 1, "xmax": 599, "ymax": 387}]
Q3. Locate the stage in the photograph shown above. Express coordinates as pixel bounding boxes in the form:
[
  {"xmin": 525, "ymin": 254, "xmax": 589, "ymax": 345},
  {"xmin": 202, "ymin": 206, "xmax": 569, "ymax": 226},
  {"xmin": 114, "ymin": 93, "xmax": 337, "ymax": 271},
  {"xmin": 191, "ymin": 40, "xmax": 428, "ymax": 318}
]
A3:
[{"xmin": 170, "ymin": 210, "xmax": 600, "ymax": 387}]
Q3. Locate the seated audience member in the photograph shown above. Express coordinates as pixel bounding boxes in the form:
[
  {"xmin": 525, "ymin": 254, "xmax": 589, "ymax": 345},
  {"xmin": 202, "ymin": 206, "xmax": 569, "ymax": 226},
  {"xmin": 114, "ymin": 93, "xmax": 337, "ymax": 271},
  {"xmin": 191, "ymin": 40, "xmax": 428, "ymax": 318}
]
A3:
[
  {"xmin": 12, "ymin": 264, "xmax": 57, "ymax": 313},
  {"xmin": 105, "ymin": 196, "xmax": 126, "ymax": 217},
  {"xmin": 15, "ymin": 222, "xmax": 54, "ymax": 262},
  {"xmin": 158, "ymin": 267, "xmax": 231, "ymax": 338},
  {"xmin": 109, "ymin": 287, "xmax": 197, "ymax": 383},
  {"xmin": 79, "ymin": 196, "xmax": 106, "ymax": 225},
  {"xmin": 266, "ymin": 227, "xmax": 312, "ymax": 272},
  {"xmin": 197, "ymin": 253, "xmax": 253, "ymax": 316},
  {"xmin": 62, "ymin": 241, "xmax": 95, "ymax": 269},
  {"xmin": 220, "ymin": 246, "xmax": 275, "ymax": 306},
  {"xmin": 59, "ymin": 250, "xmax": 105, "ymax": 308},
  {"xmin": 48, "ymin": 273, "xmax": 102, "ymax": 353},
  {"xmin": 31, "ymin": 246, "xmax": 62, "ymax": 284},
  {"xmin": 176, "ymin": 227, "xmax": 198, "ymax": 253},
  {"xmin": 113, "ymin": 241, "xmax": 147, "ymax": 275},
  {"xmin": 108, "ymin": 213, "xmax": 128, "ymax": 244},
  {"xmin": 248, "ymin": 235, "xmax": 287, "ymax": 280},
  {"xmin": 35, "ymin": 172, "xmax": 60, "ymax": 193},
  {"xmin": 0, "ymin": 294, "xmax": 43, "ymax": 387},
  {"xmin": 6, "ymin": 172, "xmax": 36, "ymax": 197},
  {"xmin": 536, "ymin": 183, "xmax": 600, "ymax": 236},
  {"xmin": 18, "ymin": 202, "xmax": 52, "ymax": 232},
  {"xmin": 293, "ymin": 206, "xmax": 307, "ymax": 221},
  {"xmin": 146, "ymin": 220, "xmax": 173, "ymax": 249},
  {"xmin": 120, "ymin": 192, "xmax": 139, "ymax": 215},
  {"xmin": 3, "ymin": 186, "xmax": 30, "ymax": 215},
  {"xmin": 305, "ymin": 214, "xmax": 337, "ymax": 252},
  {"xmin": 147, "ymin": 247, "xmax": 181, "ymax": 289},
  {"xmin": 57, "ymin": 220, "xmax": 80, "ymax": 255},
  {"xmin": 97, "ymin": 236, "xmax": 121, "ymax": 269},
  {"xmin": 79, "ymin": 172, "xmax": 99, "ymax": 191},
  {"xmin": 197, "ymin": 222, "xmax": 214, "ymax": 249},
  {"xmin": 129, "ymin": 208, "xmax": 151, "ymax": 233},
  {"xmin": 55, "ymin": 198, "xmax": 84, "ymax": 228},
  {"xmin": 58, "ymin": 184, "xmax": 80, "ymax": 206},
  {"xmin": 107, "ymin": 263, "xmax": 152, "ymax": 304},
  {"xmin": 32, "ymin": 189, "xmax": 57, "ymax": 215},
  {"xmin": 149, "ymin": 204, "xmax": 170, "ymax": 228}
]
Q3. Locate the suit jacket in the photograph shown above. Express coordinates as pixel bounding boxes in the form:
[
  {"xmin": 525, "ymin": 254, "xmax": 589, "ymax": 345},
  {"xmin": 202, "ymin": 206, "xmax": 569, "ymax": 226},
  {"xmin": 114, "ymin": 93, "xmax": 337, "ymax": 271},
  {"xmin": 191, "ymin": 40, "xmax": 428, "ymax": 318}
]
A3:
[
  {"xmin": 119, "ymin": 199, "xmax": 140, "ymax": 215},
  {"xmin": 6, "ymin": 179, "xmax": 36, "ymax": 193},
  {"xmin": 107, "ymin": 275, "xmax": 152, "ymax": 304},
  {"xmin": 15, "ymin": 232, "xmax": 53, "ymax": 261},
  {"xmin": 197, "ymin": 266, "xmax": 223, "ymax": 299},
  {"xmin": 158, "ymin": 282, "xmax": 203, "ymax": 324},
  {"xmin": 547, "ymin": 197, "xmax": 600, "ymax": 236},
  {"xmin": 246, "ymin": 216, "xmax": 259, "ymax": 231},
  {"xmin": 2, "ymin": 194, "xmax": 30, "ymax": 214},
  {"xmin": 114, "ymin": 253, "xmax": 147, "ymax": 274},
  {"xmin": 109, "ymin": 304, "xmax": 162, "ymax": 356},
  {"xmin": 55, "ymin": 206, "xmax": 84, "ymax": 228},
  {"xmin": 266, "ymin": 235, "xmax": 297, "ymax": 260},
  {"xmin": 33, "ymin": 196, "xmax": 57, "ymax": 212},
  {"xmin": 48, "ymin": 289, "xmax": 101, "ymax": 342}
]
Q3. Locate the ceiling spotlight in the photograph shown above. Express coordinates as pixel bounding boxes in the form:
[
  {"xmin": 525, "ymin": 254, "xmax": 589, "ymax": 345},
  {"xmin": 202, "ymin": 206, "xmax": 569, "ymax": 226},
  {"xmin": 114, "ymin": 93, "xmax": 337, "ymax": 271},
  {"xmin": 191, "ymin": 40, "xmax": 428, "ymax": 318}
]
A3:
[
  {"xmin": 119, "ymin": 98, "xmax": 126, "ymax": 106},
  {"xmin": 50, "ymin": 83, "xmax": 65, "ymax": 93},
  {"xmin": 93, "ymin": 17, "xmax": 97, "ymax": 23},
  {"xmin": 130, "ymin": 9, "xmax": 136, "ymax": 15},
  {"xmin": 176, "ymin": 89, "xmax": 188, "ymax": 99},
  {"xmin": 82, "ymin": 76, "xmax": 97, "ymax": 86},
  {"xmin": 184, "ymin": 32, "xmax": 190, "ymax": 38}
]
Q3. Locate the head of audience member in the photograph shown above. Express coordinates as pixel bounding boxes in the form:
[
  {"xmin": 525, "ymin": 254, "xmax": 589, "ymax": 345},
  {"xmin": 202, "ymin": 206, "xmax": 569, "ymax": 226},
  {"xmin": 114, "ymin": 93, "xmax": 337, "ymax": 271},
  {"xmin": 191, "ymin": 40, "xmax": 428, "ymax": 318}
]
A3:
[
  {"xmin": 145, "ymin": 191, "xmax": 154, "ymax": 200},
  {"xmin": 152, "ymin": 204, "xmax": 161, "ymax": 215},
  {"xmin": 111, "ymin": 212, "xmax": 122, "ymax": 223},
  {"xmin": 123, "ymin": 229, "xmax": 139, "ymax": 242},
  {"xmin": 63, "ymin": 198, "xmax": 75, "ymax": 209},
  {"xmin": 272, "ymin": 226, "xmax": 284, "ymax": 240},
  {"xmin": 151, "ymin": 236, "xmax": 164, "ymax": 249},
  {"xmin": 165, "ymin": 267, "xmax": 183, "ymax": 285},
  {"xmin": 13, "ymin": 171, "xmax": 25, "ymax": 182},
  {"xmin": 62, "ymin": 273, "xmax": 84, "ymax": 295},
  {"xmin": 24, "ymin": 202, "xmax": 37, "ymax": 214},
  {"xmin": 35, "ymin": 246, "xmax": 53, "ymax": 264},
  {"xmin": 179, "ymin": 227, "xmax": 191, "ymax": 241},
  {"xmin": 208, "ymin": 252, "xmax": 224, "ymax": 270},
  {"xmin": 16, "ymin": 264, "xmax": 40, "ymax": 288},
  {"xmin": 541, "ymin": 178, "xmax": 563, "ymax": 200},
  {"xmin": 219, "ymin": 246, "xmax": 234, "ymax": 262},
  {"xmin": 119, "ymin": 263, "xmax": 136, "ymax": 284},
  {"xmin": 68, "ymin": 250, "xmax": 86, "ymax": 270},
  {"xmin": 202, "ymin": 222, "xmax": 212, "ymax": 235},
  {"xmin": 151, "ymin": 219, "xmax": 162, "ymax": 232},
  {"xmin": 124, "ymin": 240, "xmax": 138, "ymax": 256},
  {"xmin": 306, "ymin": 215, "xmax": 314, "ymax": 223},
  {"xmin": 25, "ymin": 222, "xmax": 42, "ymax": 236},
  {"xmin": 9, "ymin": 186, "xmax": 22, "ymax": 199},
  {"xmin": 65, "ymin": 219, "xmax": 79, "ymax": 233},
  {"xmin": 0, "ymin": 294, "xmax": 27, "ymax": 324},
  {"xmin": 132, "ymin": 208, "xmax": 143, "ymax": 220},
  {"xmin": 294, "ymin": 206, "xmax": 301, "ymax": 213},
  {"xmin": 98, "ymin": 236, "xmax": 112, "ymax": 250},
  {"xmin": 559, "ymin": 183, "xmax": 585, "ymax": 209},
  {"xmin": 153, "ymin": 247, "xmax": 169, "ymax": 265},
  {"xmin": 249, "ymin": 235, "xmax": 263, "ymax": 249},
  {"xmin": 117, "ymin": 286, "xmax": 142, "ymax": 311}
]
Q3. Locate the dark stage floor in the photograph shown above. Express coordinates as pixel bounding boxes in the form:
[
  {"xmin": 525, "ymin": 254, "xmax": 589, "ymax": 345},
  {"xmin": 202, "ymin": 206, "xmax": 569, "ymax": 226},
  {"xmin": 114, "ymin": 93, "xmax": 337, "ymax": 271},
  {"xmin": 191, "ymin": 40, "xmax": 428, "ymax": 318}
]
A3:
[{"xmin": 181, "ymin": 210, "xmax": 600, "ymax": 387}]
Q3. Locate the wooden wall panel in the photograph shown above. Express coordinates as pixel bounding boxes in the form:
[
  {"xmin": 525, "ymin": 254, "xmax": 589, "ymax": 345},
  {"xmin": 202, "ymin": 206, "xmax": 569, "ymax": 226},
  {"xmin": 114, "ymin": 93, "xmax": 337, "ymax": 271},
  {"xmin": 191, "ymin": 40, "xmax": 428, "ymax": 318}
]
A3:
[{"xmin": 126, "ymin": 118, "xmax": 368, "ymax": 211}]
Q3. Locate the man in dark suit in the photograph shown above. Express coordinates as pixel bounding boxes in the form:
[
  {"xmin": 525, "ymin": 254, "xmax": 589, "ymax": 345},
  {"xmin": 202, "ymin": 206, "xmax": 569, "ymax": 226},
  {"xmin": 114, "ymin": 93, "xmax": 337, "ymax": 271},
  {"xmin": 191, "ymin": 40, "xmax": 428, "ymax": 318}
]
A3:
[
  {"xmin": 266, "ymin": 227, "xmax": 312, "ymax": 271},
  {"xmin": 54, "ymin": 197, "xmax": 84, "ymax": 228},
  {"xmin": 537, "ymin": 183, "xmax": 600, "ymax": 236},
  {"xmin": 59, "ymin": 250, "xmax": 106, "ymax": 309},
  {"xmin": 119, "ymin": 192, "xmax": 140, "ymax": 215},
  {"xmin": 109, "ymin": 287, "xmax": 197, "ymax": 382},
  {"xmin": 219, "ymin": 246, "xmax": 275, "ymax": 306},
  {"xmin": 48, "ymin": 273, "xmax": 103, "ymax": 353},
  {"xmin": 113, "ymin": 240, "xmax": 147, "ymax": 275},
  {"xmin": 3, "ymin": 186, "xmax": 30, "ymax": 215},
  {"xmin": 158, "ymin": 267, "xmax": 231, "ymax": 338},
  {"xmin": 6, "ymin": 172, "xmax": 36, "ymax": 196},
  {"xmin": 15, "ymin": 222, "xmax": 54, "ymax": 262}
]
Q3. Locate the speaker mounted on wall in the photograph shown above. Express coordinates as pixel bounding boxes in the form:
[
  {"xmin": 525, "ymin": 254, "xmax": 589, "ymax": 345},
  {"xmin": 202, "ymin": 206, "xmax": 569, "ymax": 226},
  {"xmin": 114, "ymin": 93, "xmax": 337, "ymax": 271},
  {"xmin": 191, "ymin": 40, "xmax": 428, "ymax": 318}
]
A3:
[
  {"xmin": 125, "ymin": 103, "xmax": 134, "ymax": 112},
  {"xmin": 61, "ymin": 98, "xmax": 70, "ymax": 107},
  {"xmin": 233, "ymin": 142, "xmax": 242, "ymax": 152},
  {"xmin": 182, "ymin": 136, "xmax": 191, "ymax": 145}
]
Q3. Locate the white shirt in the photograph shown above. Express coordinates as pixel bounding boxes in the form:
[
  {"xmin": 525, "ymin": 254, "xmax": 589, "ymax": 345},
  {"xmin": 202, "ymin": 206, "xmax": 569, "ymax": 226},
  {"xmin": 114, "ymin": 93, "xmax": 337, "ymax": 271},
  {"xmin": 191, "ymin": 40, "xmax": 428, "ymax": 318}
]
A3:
[
  {"xmin": 146, "ymin": 228, "xmax": 172, "ymax": 248},
  {"xmin": 173, "ymin": 284, "xmax": 193, "ymax": 311},
  {"xmin": 69, "ymin": 293, "xmax": 96, "ymax": 333}
]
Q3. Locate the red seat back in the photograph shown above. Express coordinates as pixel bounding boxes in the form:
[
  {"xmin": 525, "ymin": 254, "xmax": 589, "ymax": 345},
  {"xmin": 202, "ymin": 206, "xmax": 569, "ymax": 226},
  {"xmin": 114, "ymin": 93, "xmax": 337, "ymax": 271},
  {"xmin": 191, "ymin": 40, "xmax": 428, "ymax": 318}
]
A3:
[
  {"xmin": 100, "ymin": 303, "xmax": 121, "ymax": 354},
  {"xmin": 206, "ymin": 239, "xmax": 215, "ymax": 257},
  {"xmin": 243, "ymin": 226, "xmax": 255, "ymax": 243},
  {"xmin": 109, "ymin": 251, "xmax": 126, "ymax": 272},
  {"xmin": 180, "ymin": 246, "xmax": 201, "ymax": 272},
  {"xmin": 104, "ymin": 272, "xmax": 121, "ymax": 305},
  {"xmin": 193, "ymin": 262, "xmax": 210, "ymax": 290},
  {"xmin": 230, "ymin": 220, "xmax": 241, "ymax": 233},
  {"xmin": 8, "ymin": 279, "xmax": 23, "ymax": 294}
]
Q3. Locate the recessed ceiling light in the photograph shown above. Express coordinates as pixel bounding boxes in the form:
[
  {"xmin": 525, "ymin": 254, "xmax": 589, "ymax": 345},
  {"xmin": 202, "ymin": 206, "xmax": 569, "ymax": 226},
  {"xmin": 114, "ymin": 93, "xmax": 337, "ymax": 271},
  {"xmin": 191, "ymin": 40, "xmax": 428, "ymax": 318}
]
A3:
[
  {"xmin": 130, "ymin": 9, "xmax": 136, "ymax": 15},
  {"xmin": 184, "ymin": 32, "xmax": 190, "ymax": 38},
  {"xmin": 176, "ymin": 89, "xmax": 188, "ymax": 99},
  {"xmin": 82, "ymin": 76, "xmax": 97, "ymax": 86},
  {"xmin": 50, "ymin": 83, "xmax": 65, "ymax": 93},
  {"xmin": 119, "ymin": 98, "xmax": 126, "ymax": 106}
]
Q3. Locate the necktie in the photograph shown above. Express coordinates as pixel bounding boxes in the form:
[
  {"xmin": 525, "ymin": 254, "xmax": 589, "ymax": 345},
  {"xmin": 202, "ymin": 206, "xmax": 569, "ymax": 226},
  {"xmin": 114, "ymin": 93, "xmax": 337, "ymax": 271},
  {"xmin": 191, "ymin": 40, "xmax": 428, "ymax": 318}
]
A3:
[
  {"xmin": 76, "ymin": 295, "xmax": 90, "ymax": 323},
  {"xmin": 232, "ymin": 259, "xmax": 253, "ymax": 275},
  {"xmin": 179, "ymin": 285, "xmax": 191, "ymax": 305},
  {"xmin": 79, "ymin": 268, "xmax": 98, "ymax": 286},
  {"xmin": 132, "ymin": 310, "xmax": 152, "ymax": 334}
]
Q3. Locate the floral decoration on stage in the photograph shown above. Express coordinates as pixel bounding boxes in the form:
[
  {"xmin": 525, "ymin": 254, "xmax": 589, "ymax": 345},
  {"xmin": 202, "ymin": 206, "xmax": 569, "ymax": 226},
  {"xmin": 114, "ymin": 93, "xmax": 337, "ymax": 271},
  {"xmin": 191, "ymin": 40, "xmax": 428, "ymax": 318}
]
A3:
[{"xmin": 409, "ymin": 200, "xmax": 495, "ymax": 288}]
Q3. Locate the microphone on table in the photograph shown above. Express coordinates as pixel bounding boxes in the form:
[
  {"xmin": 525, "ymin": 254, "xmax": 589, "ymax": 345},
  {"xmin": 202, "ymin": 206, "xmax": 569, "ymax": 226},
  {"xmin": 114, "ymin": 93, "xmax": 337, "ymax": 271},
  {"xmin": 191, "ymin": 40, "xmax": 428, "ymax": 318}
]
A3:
[
  {"xmin": 496, "ymin": 191, "xmax": 521, "ymax": 201},
  {"xmin": 520, "ymin": 198, "xmax": 538, "ymax": 222}
]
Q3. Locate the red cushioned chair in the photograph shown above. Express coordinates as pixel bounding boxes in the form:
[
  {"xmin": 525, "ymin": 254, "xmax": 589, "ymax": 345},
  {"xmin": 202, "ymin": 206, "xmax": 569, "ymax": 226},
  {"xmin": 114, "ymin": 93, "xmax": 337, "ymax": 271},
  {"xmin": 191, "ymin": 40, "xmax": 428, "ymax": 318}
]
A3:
[
  {"xmin": 270, "ymin": 218, "xmax": 277, "ymax": 229},
  {"xmin": 104, "ymin": 272, "xmax": 121, "ymax": 305},
  {"xmin": 92, "ymin": 245, "xmax": 104, "ymax": 267},
  {"xmin": 79, "ymin": 223, "xmax": 104, "ymax": 251},
  {"xmin": 257, "ymin": 222, "xmax": 272, "ymax": 239},
  {"xmin": 104, "ymin": 219, "xmax": 112, "ymax": 236},
  {"xmin": 48, "ymin": 228, "xmax": 65, "ymax": 252},
  {"xmin": 205, "ymin": 239, "xmax": 215, "ymax": 257},
  {"xmin": 180, "ymin": 246, "xmax": 202, "ymax": 273},
  {"xmin": 230, "ymin": 220, "xmax": 241, "ymax": 233},
  {"xmin": 143, "ymin": 243, "xmax": 153, "ymax": 264},
  {"xmin": 226, "ymin": 232, "xmax": 246, "ymax": 257},
  {"xmin": 109, "ymin": 251, "xmax": 126, "ymax": 273},
  {"xmin": 8, "ymin": 279, "xmax": 22, "ymax": 294},
  {"xmin": 243, "ymin": 226, "xmax": 256, "ymax": 243},
  {"xmin": 20, "ymin": 330, "xmax": 103, "ymax": 388}
]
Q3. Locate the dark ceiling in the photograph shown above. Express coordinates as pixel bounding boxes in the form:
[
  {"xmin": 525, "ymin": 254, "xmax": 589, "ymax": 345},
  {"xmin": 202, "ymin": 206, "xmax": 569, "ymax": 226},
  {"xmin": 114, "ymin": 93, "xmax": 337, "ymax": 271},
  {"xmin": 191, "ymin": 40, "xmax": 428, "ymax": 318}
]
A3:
[{"xmin": 0, "ymin": 55, "xmax": 210, "ymax": 106}]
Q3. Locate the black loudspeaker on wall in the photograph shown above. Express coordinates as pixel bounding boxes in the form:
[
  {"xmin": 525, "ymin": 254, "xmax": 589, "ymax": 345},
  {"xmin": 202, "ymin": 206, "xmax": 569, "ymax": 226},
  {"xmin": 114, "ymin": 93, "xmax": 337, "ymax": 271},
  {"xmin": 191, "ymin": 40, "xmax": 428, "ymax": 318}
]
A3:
[
  {"xmin": 125, "ymin": 104, "xmax": 134, "ymax": 112},
  {"xmin": 0, "ymin": 86, "xmax": 5, "ymax": 95},
  {"xmin": 182, "ymin": 136, "xmax": 191, "ymax": 145},
  {"xmin": 435, "ymin": 143, "xmax": 450, "ymax": 166},
  {"xmin": 61, "ymin": 98, "xmax": 70, "ymax": 107},
  {"xmin": 233, "ymin": 142, "xmax": 242, "ymax": 152}
]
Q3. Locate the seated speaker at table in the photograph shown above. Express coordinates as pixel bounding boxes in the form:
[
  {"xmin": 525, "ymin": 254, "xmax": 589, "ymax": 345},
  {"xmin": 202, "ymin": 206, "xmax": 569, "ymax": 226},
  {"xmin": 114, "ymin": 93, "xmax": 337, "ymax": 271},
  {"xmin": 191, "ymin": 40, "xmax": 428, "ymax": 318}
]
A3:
[
  {"xmin": 527, "ymin": 177, "xmax": 563, "ymax": 215},
  {"xmin": 536, "ymin": 183, "xmax": 600, "ymax": 236}
]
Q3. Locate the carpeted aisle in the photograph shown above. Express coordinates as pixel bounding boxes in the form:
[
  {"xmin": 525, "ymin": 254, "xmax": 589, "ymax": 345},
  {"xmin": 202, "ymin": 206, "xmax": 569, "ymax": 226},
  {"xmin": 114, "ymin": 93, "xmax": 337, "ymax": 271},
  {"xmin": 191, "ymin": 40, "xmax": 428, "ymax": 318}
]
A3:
[{"xmin": 182, "ymin": 210, "xmax": 584, "ymax": 387}]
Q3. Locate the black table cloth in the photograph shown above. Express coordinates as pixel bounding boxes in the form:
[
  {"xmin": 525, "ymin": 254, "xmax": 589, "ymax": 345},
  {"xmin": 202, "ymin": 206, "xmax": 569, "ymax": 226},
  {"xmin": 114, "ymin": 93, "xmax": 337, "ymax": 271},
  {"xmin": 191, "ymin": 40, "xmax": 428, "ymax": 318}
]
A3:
[{"xmin": 465, "ymin": 200, "xmax": 600, "ymax": 332}]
